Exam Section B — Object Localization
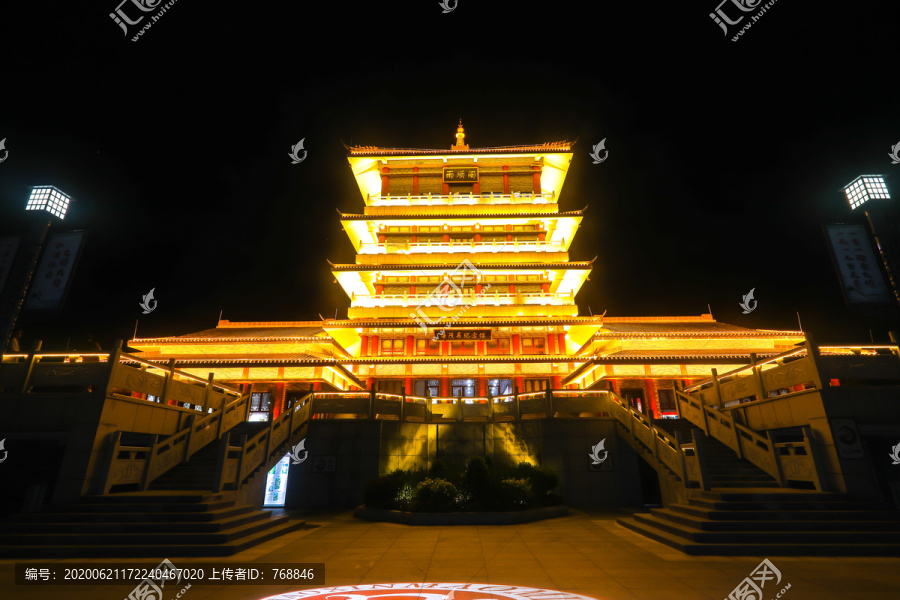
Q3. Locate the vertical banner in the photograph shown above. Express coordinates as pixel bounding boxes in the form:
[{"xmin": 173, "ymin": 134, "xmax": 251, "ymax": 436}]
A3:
[
  {"xmin": 24, "ymin": 231, "xmax": 86, "ymax": 312},
  {"xmin": 823, "ymin": 224, "xmax": 892, "ymax": 305},
  {"xmin": 0, "ymin": 237, "xmax": 21, "ymax": 298}
]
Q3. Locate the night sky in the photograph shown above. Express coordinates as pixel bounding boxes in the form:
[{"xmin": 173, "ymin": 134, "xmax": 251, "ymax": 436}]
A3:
[{"xmin": 1, "ymin": 1, "xmax": 899, "ymax": 351}]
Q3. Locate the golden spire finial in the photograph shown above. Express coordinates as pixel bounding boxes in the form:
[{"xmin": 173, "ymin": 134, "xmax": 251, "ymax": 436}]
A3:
[{"xmin": 452, "ymin": 119, "xmax": 468, "ymax": 150}]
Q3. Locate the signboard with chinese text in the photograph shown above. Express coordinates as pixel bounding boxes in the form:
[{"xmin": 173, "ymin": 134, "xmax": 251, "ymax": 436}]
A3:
[
  {"xmin": 824, "ymin": 224, "xmax": 892, "ymax": 305},
  {"xmin": 24, "ymin": 231, "xmax": 86, "ymax": 312},
  {"xmin": 442, "ymin": 167, "xmax": 479, "ymax": 183},
  {"xmin": 433, "ymin": 328, "xmax": 492, "ymax": 341},
  {"xmin": 0, "ymin": 237, "xmax": 21, "ymax": 298}
]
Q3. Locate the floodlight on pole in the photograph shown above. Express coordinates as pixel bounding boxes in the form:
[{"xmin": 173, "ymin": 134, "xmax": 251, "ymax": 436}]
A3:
[
  {"xmin": 844, "ymin": 175, "xmax": 891, "ymax": 210},
  {"xmin": 0, "ymin": 186, "xmax": 75, "ymax": 353},
  {"xmin": 26, "ymin": 185, "xmax": 72, "ymax": 220}
]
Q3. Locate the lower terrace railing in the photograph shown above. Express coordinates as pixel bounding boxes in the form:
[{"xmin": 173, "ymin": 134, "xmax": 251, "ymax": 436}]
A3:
[{"xmin": 296, "ymin": 388, "xmax": 613, "ymax": 423}]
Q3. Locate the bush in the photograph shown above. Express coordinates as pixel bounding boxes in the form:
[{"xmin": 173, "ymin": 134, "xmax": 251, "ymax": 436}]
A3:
[
  {"xmin": 514, "ymin": 462, "xmax": 559, "ymax": 507},
  {"xmin": 498, "ymin": 478, "xmax": 532, "ymax": 509},
  {"xmin": 363, "ymin": 458, "xmax": 560, "ymax": 512},
  {"xmin": 412, "ymin": 478, "xmax": 458, "ymax": 512}
]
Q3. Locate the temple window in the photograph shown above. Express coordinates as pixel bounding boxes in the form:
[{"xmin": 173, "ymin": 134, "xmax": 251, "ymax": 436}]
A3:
[{"xmin": 380, "ymin": 338, "xmax": 405, "ymax": 355}]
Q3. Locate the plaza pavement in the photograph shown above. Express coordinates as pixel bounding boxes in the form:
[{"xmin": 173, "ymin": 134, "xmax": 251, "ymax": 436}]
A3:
[{"xmin": 2, "ymin": 508, "xmax": 899, "ymax": 600}]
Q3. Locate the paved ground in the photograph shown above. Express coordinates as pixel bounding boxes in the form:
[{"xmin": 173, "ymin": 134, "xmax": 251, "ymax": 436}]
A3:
[{"xmin": 2, "ymin": 508, "xmax": 900, "ymax": 600}]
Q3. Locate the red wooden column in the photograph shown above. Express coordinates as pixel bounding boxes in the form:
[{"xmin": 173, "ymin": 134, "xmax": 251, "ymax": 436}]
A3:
[
  {"xmin": 645, "ymin": 379, "xmax": 658, "ymax": 419},
  {"xmin": 381, "ymin": 167, "xmax": 390, "ymax": 195},
  {"xmin": 515, "ymin": 376, "xmax": 524, "ymax": 393},
  {"xmin": 532, "ymin": 165, "xmax": 541, "ymax": 193},
  {"xmin": 403, "ymin": 377, "xmax": 412, "ymax": 394},
  {"xmin": 502, "ymin": 165, "xmax": 509, "ymax": 194},
  {"xmin": 412, "ymin": 166, "xmax": 419, "ymax": 195},
  {"xmin": 558, "ymin": 332, "xmax": 566, "ymax": 354},
  {"xmin": 371, "ymin": 335, "xmax": 380, "ymax": 356},
  {"xmin": 274, "ymin": 381, "xmax": 286, "ymax": 419},
  {"xmin": 477, "ymin": 377, "xmax": 486, "ymax": 396},
  {"xmin": 361, "ymin": 335, "xmax": 369, "ymax": 356},
  {"xmin": 512, "ymin": 334, "xmax": 521, "ymax": 354},
  {"xmin": 551, "ymin": 375, "xmax": 562, "ymax": 389},
  {"xmin": 441, "ymin": 377, "xmax": 450, "ymax": 397},
  {"xmin": 548, "ymin": 333, "xmax": 557, "ymax": 355}
]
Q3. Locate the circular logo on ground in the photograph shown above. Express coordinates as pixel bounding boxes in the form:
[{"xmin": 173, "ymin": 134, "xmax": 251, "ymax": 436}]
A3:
[{"xmin": 259, "ymin": 583, "xmax": 608, "ymax": 600}]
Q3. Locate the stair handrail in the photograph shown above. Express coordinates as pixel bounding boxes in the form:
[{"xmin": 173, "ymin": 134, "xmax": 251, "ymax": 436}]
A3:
[
  {"xmin": 608, "ymin": 392, "xmax": 705, "ymax": 490},
  {"xmin": 101, "ymin": 387, "xmax": 252, "ymax": 494},
  {"xmin": 675, "ymin": 386, "xmax": 824, "ymax": 490},
  {"xmin": 217, "ymin": 392, "xmax": 313, "ymax": 493}
]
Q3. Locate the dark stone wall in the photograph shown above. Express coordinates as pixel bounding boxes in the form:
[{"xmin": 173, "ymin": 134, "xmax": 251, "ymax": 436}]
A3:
[{"xmin": 286, "ymin": 418, "xmax": 645, "ymax": 509}]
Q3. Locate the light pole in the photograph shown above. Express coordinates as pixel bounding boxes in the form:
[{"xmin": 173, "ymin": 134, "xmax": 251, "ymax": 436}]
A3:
[
  {"xmin": 843, "ymin": 175, "xmax": 900, "ymax": 312},
  {"xmin": 0, "ymin": 186, "xmax": 72, "ymax": 353}
]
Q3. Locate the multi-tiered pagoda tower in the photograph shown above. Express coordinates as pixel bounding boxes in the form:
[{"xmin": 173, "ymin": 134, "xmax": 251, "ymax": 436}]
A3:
[{"xmin": 328, "ymin": 122, "xmax": 601, "ymax": 398}]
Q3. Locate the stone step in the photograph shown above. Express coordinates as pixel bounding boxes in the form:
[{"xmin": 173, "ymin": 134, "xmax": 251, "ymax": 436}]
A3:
[
  {"xmin": 650, "ymin": 507, "xmax": 900, "ymax": 532},
  {"xmin": 3, "ymin": 505, "xmax": 254, "ymax": 523},
  {"xmin": 688, "ymin": 498, "xmax": 880, "ymax": 511},
  {"xmin": 76, "ymin": 492, "xmax": 229, "ymax": 504},
  {"xmin": 631, "ymin": 512, "xmax": 900, "ymax": 544},
  {"xmin": 0, "ymin": 513, "xmax": 292, "ymax": 547},
  {"xmin": 616, "ymin": 516, "xmax": 900, "ymax": 556},
  {"xmin": 42, "ymin": 499, "xmax": 235, "ymax": 513},
  {"xmin": 0, "ymin": 519, "xmax": 308, "ymax": 558},
  {"xmin": 669, "ymin": 503, "xmax": 900, "ymax": 521},
  {"xmin": 0, "ymin": 510, "xmax": 271, "ymax": 534}
]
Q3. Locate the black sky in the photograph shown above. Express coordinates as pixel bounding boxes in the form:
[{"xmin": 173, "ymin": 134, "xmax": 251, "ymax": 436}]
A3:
[{"xmin": 1, "ymin": 1, "xmax": 899, "ymax": 350}]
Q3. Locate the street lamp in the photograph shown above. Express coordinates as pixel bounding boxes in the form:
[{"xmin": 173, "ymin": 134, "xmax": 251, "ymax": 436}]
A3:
[
  {"xmin": 843, "ymin": 175, "xmax": 900, "ymax": 311},
  {"xmin": 844, "ymin": 175, "xmax": 891, "ymax": 210},
  {"xmin": 0, "ymin": 185, "xmax": 74, "ymax": 353},
  {"xmin": 25, "ymin": 185, "xmax": 72, "ymax": 220}
]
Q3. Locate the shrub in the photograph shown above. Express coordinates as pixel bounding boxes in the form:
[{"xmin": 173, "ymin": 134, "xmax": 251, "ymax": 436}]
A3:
[
  {"xmin": 514, "ymin": 461, "xmax": 559, "ymax": 506},
  {"xmin": 498, "ymin": 478, "xmax": 532, "ymax": 509},
  {"xmin": 364, "ymin": 471, "xmax": 404, "ymax": 509},
  {"xmin": 412, "ymin": 478, "xmax": 458, "ymax": 512}
]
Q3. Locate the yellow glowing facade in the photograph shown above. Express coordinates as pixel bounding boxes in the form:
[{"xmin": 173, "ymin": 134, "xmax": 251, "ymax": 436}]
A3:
[{"xmin": 131, "ymin": 124, "xmax": 805, "ymax": 419}]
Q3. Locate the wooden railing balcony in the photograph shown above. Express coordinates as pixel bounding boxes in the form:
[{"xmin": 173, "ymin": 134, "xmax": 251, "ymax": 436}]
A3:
[
  {"xmin": 351, "ymin": 290, "xmax": 575, "ymax": 308},
  {"xmin": 358, "ymin": 239, "xmax": 567, "ymax": 255},
  {"xmin": 367, "ymin": 191, "xmax": 556, "ymax": 207}
]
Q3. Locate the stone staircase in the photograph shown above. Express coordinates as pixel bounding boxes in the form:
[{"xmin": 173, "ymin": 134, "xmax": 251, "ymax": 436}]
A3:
[
  {"xmin": 617, "ymin": 489, "xmax": 900, "ymax": 555},
  {"xmin": 0, "ymin": 490, "xmax": 308, "ymax": 558},
  {"xmin": 148, "ymin": 422, "xmax": 269, "ymax": 491},
  {"xmin": 699, "ymin": 433, "xmax": 779, "ymax": 488}
]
